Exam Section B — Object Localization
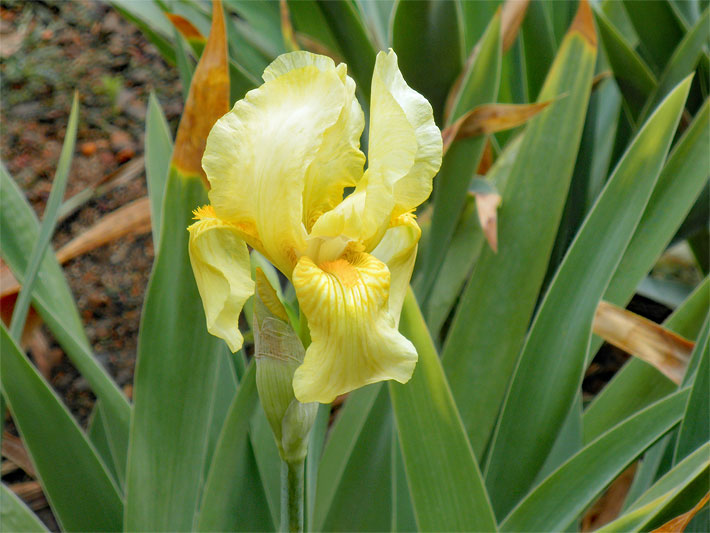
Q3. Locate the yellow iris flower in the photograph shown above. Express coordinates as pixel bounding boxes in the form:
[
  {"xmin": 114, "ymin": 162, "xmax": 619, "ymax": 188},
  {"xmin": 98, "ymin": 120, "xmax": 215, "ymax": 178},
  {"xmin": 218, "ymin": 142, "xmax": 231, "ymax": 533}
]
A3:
[{"xmin": 188, "ymin": 50, "xmax": 442, "ymax": 404}]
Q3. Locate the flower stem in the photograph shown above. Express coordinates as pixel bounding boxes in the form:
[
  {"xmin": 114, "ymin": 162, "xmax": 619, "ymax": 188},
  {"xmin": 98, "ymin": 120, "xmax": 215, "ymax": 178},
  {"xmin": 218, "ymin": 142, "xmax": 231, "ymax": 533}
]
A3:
[{"xmin": 280, "ymin": 458, "xmax": 304, "ymax": 533}]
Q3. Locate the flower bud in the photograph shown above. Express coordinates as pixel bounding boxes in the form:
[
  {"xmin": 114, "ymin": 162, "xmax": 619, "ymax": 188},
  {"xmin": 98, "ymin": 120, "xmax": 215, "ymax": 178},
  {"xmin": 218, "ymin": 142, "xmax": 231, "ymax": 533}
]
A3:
[{"xmin": 253, "ymin": 269, "xmax": 317, "ymax": 463}]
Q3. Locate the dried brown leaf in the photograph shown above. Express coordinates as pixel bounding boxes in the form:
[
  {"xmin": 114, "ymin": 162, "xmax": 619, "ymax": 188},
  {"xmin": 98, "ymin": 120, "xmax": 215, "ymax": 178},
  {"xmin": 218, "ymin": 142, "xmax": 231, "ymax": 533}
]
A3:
[
  {"xmin": 652, "ymin": 493, "xmax": 710, "ymax": 533},
  {"xmin": 0, "ymin": 291, "xmax": 43, "ymax": 348},
  {"xmin": 9, "ymin": 480, "xmax": 46, "ymax": 511},
  {"xmin": 0, "ymin": 198, "xmax": 152, "ymax": 299},
  {"xmin": 2, "ymin": 431, "xmax": 36, "ymax": 478},
  {"xmin": 442, "ymin": 101, "xmax": 552, "ymax": 153},
  {"xmin": 27, "ymin": 327, "xmax": 57, "ymax": 378},
  {"xmin": 473, "ymin": 190, "xmax": 501, "ymax": 253},
  {"xmin": 55, "ymin": 197, "xmax": 151, "ymax": 264},
  {"xmin": 501, "ymin": 0, "xmax": 530, "ymax": 52},
  {"xmin": 2, "ymin": 460, "xmax": 21, "ymax": 476},
  {"xmin": 477, "ymin": 139, "xmax": 494, "ymax": 175},
  {"xmin": 172, "ymin": 0, "xmax": 229, "ymax": 184},
  {"xmin": 58, "ymin": 156, "xmax": 145, "ymax": 224},
  {"xmin": 581, "ymin": 464, "xmax": 637, "ymax": 531},
  {"xmin": 593, "ymin": 301, "xmax": 694, "ymax": 384}
]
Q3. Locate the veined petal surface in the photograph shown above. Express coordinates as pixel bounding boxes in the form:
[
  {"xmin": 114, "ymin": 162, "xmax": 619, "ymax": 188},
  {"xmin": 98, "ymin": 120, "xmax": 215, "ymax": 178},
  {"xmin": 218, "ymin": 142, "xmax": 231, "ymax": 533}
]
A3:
[
  {"xmin": 292, "ymin": 252, "xmax": 417, "ymax": 403},
  {"xmin": 188, "ymin": 207, "xmax": 254, "ymax": 352},
  {"xmin": 204, "ymin": 53, "xmax": 361, "ymax": 276},
  {"xmin": 371, "ymin": 213, "xmax": 421, "ymax": 326},
  {"xmin": 263, "ymin": 51, "xmax": 367, "ymax": 234}
]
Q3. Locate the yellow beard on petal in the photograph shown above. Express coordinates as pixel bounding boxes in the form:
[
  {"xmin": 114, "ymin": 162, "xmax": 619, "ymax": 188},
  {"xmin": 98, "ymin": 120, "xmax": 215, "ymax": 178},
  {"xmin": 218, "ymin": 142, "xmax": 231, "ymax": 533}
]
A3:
[{"xmin": 318, "ymin": 257, "xmax": 360, "ymax": 288}]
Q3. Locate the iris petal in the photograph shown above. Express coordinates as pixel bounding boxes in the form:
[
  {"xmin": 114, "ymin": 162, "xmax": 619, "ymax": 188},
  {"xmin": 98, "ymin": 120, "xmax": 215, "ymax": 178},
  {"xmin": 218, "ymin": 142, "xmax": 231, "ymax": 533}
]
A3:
[
  {"xmin": 371, "ymin": 213, "xmax": 421, "ymax": 326},
  {"xmin": 188, "ymin": 207, "xmax": 254, "ymax": 352},
  {"xmin": 262, "ymin": 51, "xmax": 367, "ymax": 233},
  {"xmin": 204, "ymin": 54, "xmax": 358, "ymax": 276},
  {"xmin": 309, "ymin": 50, "xmax": 441, "ymax": 250},
  {"xmin": 292, "ymin": 252, "xmax": 417, "ymax": 403},
  {"xmin": 370, "ymin": 50, "xmax": 443, "ymax": 217}
]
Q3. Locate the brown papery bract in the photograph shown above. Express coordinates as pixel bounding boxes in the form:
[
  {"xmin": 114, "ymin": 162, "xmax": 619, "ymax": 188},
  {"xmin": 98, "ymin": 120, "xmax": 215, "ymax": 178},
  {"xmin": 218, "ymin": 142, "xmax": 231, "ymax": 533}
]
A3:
[{"xmin": 171, "ymin": 0, "xmax": 229, "ymax": 186}]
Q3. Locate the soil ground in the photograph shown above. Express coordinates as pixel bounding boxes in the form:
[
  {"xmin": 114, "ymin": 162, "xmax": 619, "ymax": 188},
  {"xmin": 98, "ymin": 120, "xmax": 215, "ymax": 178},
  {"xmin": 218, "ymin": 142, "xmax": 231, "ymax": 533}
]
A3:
[{"xmin": 2, "ymin": 0, "xmax": 182, "ymax": 417}]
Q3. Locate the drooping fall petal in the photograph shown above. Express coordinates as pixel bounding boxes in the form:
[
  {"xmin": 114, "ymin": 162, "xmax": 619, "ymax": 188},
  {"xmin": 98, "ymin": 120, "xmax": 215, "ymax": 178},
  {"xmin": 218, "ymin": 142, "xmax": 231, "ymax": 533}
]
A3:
[
  {"xmin": 291, "ymin": 252, "xmax": 417, "ymax": 403},
  {"xmin": 188, "ymin": 206, "xmax": 254, "ymax": 352}
]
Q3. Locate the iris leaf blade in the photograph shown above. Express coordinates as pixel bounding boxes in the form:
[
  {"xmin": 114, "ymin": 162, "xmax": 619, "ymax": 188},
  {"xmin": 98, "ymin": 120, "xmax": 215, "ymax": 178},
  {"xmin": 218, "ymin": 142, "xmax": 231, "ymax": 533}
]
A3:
[
  {"xmin": 0, "ymin": 325, "xmax": 123, "ymax": 532},
  {"xmin": 197, "ymin": 361, "xmax": 274, "ymax": 532},
  {"xmin": 9, "ymin": 93, "xmax": 78, "ymax": 341},
  {"xmin": 315, "ymin": 0, "xmax": 376, "ymax": 99},
  {"xmin": 622, "ymin": 0, "xmax": 686, "ymax": 73},
  {"xmin": 484, "ymin": 76, "xmax": 691, "ymax": 518},
  {"xmin": 499, "ymin": 389, "xmax": 691, "ymax": 532},
  {"xmin": 249, "ymin": 404, "xmax": 281, "ymax": 527},
  {"xmin": 391, "ymin": 0, "xmax": 464, "ymax": 123},
  {"xmin": 125, "ymin": 4, "xmax": 234, "ymax": 528},
  {"xmin": 520, "ymin": 0, "xmax": 556, "ymax": 101},
  {"xmin": 594, "ymin": 7, "xmax": 657, "ymax": 120},
  {"xmin": 144, "ymin": 91, "xmax": 173, "ymax": 245},
  {"xmin": 441, "ymin": 1, "xmax": 597, "ymax": 460},
  {"xmin": 0, "ymin": 483, "xmax": 50, "ymax": 533},
  {"xmin": 639, "ymin": 8, "xmax": 709, "ymax": 123},
  {"xmin": 417, "ymin": 12, "xmax": 501, "ymax": 303},
  {"xmin": 124, "ymin": 171, "xmax": 226, "ymax": 531},
  {"xmin": 673, "ymin": 316, "xmax": 710, "ymax": 463},
  {"xmin": 313, "ymin": 383, "xmax": 382, "ymax": 531},
  {"xmin": 390, "ymin": 290, "xmax": 497, "ymax": 532},
  {"xmin": 319, "ymin": 387, "xmax": 394, "ymax": 532}
]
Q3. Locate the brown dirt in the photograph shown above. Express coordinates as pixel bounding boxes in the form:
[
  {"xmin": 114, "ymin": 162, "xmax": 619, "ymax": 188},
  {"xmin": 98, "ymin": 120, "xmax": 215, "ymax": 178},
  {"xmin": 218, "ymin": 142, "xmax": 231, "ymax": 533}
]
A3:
[
  {"xmin": 2, "ymin": 2, "xmax": 182, "ymax": 526},
  {"xmin": 2, "ymin": 0, "xmax": 182, "ymax": 420}
]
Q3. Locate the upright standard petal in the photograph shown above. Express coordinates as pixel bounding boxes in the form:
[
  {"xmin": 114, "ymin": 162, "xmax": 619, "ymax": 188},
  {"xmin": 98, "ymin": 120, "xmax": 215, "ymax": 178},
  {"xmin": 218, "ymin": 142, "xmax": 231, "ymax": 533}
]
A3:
[
  {"xmin": 262, "ymin": 51, "xmax": 367, "ymax": 233},
  {"xmin": 188, "ymin": 206, "xmax": 254, "ymax": 352},
  {"xmin": 369, "ymin": 50, "xmax": 443, "ymax": 217},
  {"xmin": 371, "ymin": 213, "xmax": 421, "ymax": 326},
  {"xmin": 203, "ymin": 57, "xmax": 353, "ymax": 276},
  {"xmin": 309, "ymin": 50, "xmax": 442, "ymax": 252},
  {"xmin": 292, "ymin": 252, "xmax": 417, "ymax": 403},
  {"xmin": 301, "ymin": 66, "xmax": 365, "ymax": 233}
]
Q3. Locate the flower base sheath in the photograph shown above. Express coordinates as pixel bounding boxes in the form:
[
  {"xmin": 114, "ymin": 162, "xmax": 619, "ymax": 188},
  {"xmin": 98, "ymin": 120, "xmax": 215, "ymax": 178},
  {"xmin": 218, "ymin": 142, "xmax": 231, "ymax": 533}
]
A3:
[{"xmin": 188, "ymin": 49, "xmax": 442, "ymax": 404}]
